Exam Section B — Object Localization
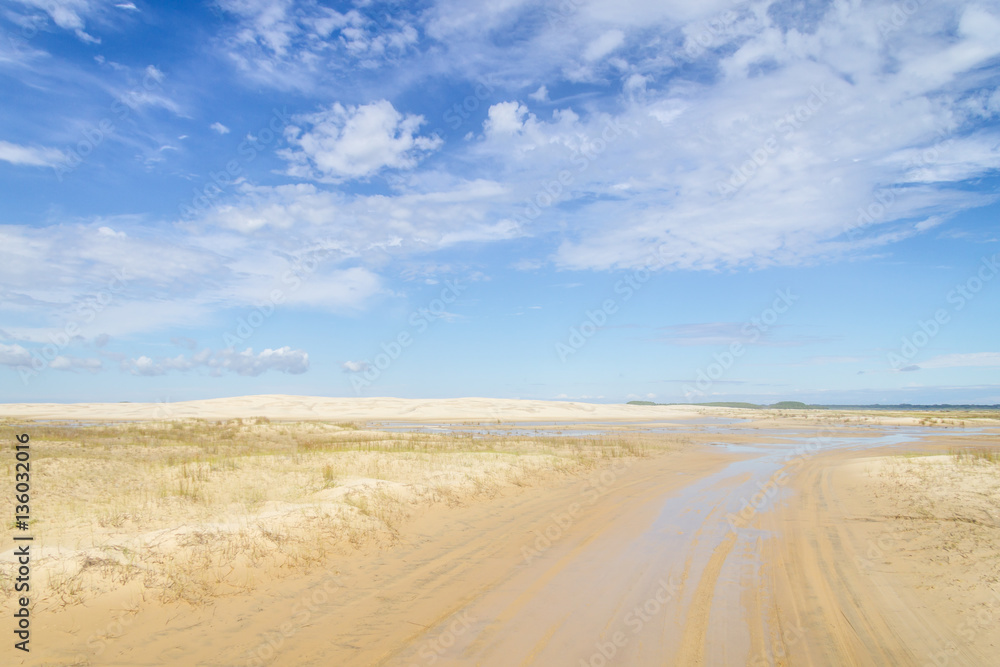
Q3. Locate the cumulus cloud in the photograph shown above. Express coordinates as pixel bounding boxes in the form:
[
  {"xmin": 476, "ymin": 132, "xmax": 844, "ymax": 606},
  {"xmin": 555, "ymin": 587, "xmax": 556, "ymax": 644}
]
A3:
[
  {"xmin": 121, "ymin": 346, "xmax": 309, "ymax": 376},
  {"xmin": 279, "ymin": 100, "xmax": 442, "ymax": 181},
  {"xmin": 0, "ymin": 344, "xmax": 101, "ymax": 373},
  {"xmin": 0, "ymin": 343, "xmax": 33, "ymax": 367},
  {"xmin": 484, "ymin": 101, "xmax": 532, "ymax": 136}
]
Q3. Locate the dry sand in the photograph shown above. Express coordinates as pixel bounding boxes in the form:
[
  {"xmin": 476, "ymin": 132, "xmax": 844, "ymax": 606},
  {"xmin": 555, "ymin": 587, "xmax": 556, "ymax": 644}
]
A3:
[
  {"xmin": 0, "ymin": 394, "xmax": 982, "ymax": 426},
  {"xmin": 2, "ymin": 397, "xmax": 999, "ymax": 666},
  {"xmin": 0, "ymin": 395, "xmax": 714, "ymax": 422}
]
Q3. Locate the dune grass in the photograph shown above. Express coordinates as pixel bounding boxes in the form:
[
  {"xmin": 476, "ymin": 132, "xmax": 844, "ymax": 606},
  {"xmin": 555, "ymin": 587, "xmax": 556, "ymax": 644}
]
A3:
[
  {"xmin": 1, "ymin": 418, "xmax": 668, "ymax": 609},
  {"xmin": 949, "ymin": 447, "xmax": 1000, "ymax": 465}
]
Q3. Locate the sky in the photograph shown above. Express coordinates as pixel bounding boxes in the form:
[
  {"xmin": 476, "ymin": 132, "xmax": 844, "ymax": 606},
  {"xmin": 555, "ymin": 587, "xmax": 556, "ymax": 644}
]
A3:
[{"xmin": 1, "ymin": 0, "xmax": 999, "ymax": 405}]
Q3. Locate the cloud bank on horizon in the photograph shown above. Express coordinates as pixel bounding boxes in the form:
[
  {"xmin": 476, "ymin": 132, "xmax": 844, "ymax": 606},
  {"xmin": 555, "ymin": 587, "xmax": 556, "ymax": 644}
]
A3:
[{"xmin": 1, "ymin": 0, "xmax": 998, "ymax": 404}]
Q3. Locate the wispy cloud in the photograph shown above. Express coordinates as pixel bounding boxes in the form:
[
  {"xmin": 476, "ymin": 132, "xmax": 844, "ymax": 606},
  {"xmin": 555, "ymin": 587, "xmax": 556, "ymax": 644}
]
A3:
[
  {"xmin": 0, "ymin": 141, "xmax": 68, "ymax": 167},
  {"xmin": 919, "ymin": 352, "xmax": 1000, "ymax": 369}
]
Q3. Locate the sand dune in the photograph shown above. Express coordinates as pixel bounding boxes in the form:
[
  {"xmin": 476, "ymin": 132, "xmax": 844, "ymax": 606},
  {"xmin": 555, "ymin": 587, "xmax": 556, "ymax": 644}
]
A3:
[{"xmin": 0, "ymin": 395, "xmax": 721, "ymax": 422}]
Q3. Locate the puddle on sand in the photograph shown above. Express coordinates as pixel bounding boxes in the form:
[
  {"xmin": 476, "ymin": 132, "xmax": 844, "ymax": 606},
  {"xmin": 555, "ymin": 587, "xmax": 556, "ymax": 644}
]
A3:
[{"xmin": 632, "ymin": 430, "xmax": 939, "ymax": 663}]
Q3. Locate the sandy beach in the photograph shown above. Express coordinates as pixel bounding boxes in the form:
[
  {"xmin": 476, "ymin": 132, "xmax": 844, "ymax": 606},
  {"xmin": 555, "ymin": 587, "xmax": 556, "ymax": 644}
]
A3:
[
  {"xmin": 1, "ymin": 395, "xmax": 724, "ymax": 422},
  {"xmin": 2, "ymin": 397, "xmax": 998, "ymax": 666}
]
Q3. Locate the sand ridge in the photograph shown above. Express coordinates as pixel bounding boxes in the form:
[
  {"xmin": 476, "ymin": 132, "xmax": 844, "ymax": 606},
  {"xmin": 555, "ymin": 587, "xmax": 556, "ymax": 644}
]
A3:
[{"xmin": 0, "ymin": 395, "xmax": 720, "ymax": 422}]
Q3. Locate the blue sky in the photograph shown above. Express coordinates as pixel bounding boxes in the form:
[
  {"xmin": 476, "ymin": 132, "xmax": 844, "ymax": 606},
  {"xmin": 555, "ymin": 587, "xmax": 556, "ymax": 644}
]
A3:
[{"xmin": 1, "ymin": 0, "xmax": 999, "ymax": 405}]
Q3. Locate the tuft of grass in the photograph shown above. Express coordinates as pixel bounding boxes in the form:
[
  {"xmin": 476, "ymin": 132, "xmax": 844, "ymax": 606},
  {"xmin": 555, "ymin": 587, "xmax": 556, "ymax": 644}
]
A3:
[
  {"xmin": 950, "ymin": 448, "xmax": 1000, "ymax": 464},
  {"xmin": 322, "ymin": 463, "xmax": 338, "ymax": 487}
]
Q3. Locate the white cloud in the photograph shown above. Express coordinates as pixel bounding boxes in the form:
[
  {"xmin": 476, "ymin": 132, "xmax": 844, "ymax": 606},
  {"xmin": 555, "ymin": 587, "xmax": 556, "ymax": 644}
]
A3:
[
  {"xmin": 0, "ymin": 345, "xmax": 99, "ymax": 373},
  {"xmin": 5, "ymin": 0, "xmax": 1000, "ymax": 362},
  {"xmin": 49, "ymin": 355, "xmax": 102, "ymax": 372},
  {"xmin": 0, "ymin": 141, "xmax": 67, "ymax": 167},
  {"xmin": 210, "ymin": 122, "xmax": 231, "ymax": 135},
  {"xmin": 97, "ymin": 226, "xmax": 126, "ymax": 238},
  {"xmin": 435, "ymin": 4, "xmax": 1000, "ymax": 273},
  {"xmin": 919, "ymin": 353, "xmax": 1000, "ymax": 369},
  {"xmin": 0, "ymin": 343, "xmax": 32, "ymax": 367},
  {"xmin": 583, "ymin": 29, "xmax": 625, "ymax": 62},
  {"xmin": 341, "ymin": 360, "xmax": 370, "ymax": 373},
  {"xmin": 12, "ymin": 0, "xmax": 101, "ymax": 43},
  {"xmin": 529, "ymin": 85, "xmax": 549, "ymax": 102},
  {"xmin": 280, "ymin": 100, "xmax": 442, "ymax": 181},
  {"xmin": 484, "ymin": 101, "xmax": 531, "ymax": 136},
  {"xmin": 203, "ymin": 179, "xmax": 514, "ymax": 255},
  {"xmin": 121, "ymin": 346, "xmax": 309, "ymax": 376},
  {"xmin": 217, "ymin": 0, "xmax": 418, "ymax": 91},
  {"xmin": 0, "ymin": 220, "xmax": 384, "ymax": 344}
]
